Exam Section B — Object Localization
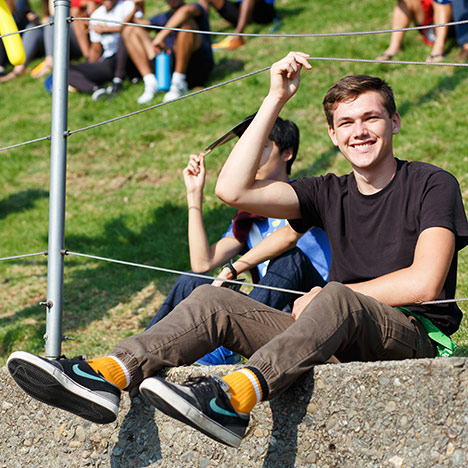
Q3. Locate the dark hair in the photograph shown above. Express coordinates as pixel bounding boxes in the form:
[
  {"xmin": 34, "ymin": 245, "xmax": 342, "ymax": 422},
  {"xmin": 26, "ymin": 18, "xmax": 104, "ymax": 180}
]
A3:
[
  {"xmin": 269, "ymin": 117, "xmax": 300, "ymax": 175},
  {"xmin": 322, "ymin": 75, "xmax": 396, "ymax": 128}
]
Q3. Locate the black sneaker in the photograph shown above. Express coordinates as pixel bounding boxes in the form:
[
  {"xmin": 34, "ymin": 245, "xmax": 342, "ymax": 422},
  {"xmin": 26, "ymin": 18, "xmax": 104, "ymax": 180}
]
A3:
[
  {"xmin": 139, "ymin": 376, "xmax": 249, "ymax": 448},
  {"xmin": 106, "ymin": 80, "xmax": 122, "ymax": 98},
  {"xmin": 91, "ymin": 87, "xmax": 107, "ymax": 101},
  {"xmin": 7, "ymin": 351, "xmax": 120, "ymax": 424}
]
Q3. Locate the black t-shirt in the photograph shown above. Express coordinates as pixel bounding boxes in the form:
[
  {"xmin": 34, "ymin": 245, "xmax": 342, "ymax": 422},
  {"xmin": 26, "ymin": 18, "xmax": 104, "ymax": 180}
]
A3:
[{"xmin": 289, "ymin": 159, "xmax": 468, "ymax": 335}]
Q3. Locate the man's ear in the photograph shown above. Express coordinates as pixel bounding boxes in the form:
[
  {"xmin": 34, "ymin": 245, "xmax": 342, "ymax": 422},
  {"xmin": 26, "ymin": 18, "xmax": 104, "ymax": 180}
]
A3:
[
  {"xmin": 391, "ymin": 112, "xmax": 401, "ymax": 135},
  {"xmin": 281, "ymin": 147, "xmax": 294, "ymax": 163},
  {"xmin": 328, "ymin": 125, "xmax": 338, "ymax": 146}
]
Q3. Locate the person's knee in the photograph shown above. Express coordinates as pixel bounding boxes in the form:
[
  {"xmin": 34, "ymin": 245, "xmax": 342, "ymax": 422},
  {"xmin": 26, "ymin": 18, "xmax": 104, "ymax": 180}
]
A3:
[
  {"xmin": 318, "ymin": 282, "xmax": 359, "ymax": 309},
  {"xmin": 176, "ymin": 273, "xmax": 198, "ymax": 287},
  {"xmin": 121, "ymin": 26, "xmax": 131, "ymax": 40},
  {"xmin": 322, "ymin": 281, "xmax": 350, "ymax": 296},
  {"xmin": 189, "ymin": 284, "xmax": 236, "ymax": 305}
]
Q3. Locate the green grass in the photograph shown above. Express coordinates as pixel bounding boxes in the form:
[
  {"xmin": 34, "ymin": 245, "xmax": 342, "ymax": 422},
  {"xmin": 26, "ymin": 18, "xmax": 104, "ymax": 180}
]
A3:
[{"xmin": 0, "ymin": 0, "xmax": 467, "ymax": 364}]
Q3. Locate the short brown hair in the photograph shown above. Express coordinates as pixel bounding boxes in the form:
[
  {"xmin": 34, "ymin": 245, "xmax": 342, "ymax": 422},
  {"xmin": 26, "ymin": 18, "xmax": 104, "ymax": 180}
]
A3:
[{"xmin": 322, "ymin": 75, "xmax": 396, "ymax": 128}]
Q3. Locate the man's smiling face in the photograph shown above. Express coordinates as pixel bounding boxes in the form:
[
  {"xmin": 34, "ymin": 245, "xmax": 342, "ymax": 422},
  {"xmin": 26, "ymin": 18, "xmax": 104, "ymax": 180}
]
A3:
[{"xmin": 327, "ymin": 91, "xmax": 401, "ymax": 172}]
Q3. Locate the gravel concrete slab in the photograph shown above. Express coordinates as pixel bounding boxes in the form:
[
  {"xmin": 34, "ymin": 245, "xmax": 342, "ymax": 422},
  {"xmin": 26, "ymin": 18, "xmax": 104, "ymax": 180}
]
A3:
[{"xmin": 1, "ymin": 358, "xmax": 467, "ymax": 467}]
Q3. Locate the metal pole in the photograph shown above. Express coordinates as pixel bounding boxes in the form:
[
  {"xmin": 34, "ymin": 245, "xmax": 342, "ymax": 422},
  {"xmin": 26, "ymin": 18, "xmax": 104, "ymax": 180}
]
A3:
[{"xmin": 45, "ymin": 0, "xmax": 71, "ymax": 358}]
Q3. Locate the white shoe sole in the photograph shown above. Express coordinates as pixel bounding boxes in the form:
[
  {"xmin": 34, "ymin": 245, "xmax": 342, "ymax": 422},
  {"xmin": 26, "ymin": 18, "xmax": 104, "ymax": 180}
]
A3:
[
  {"xmin": 7, "ymin": 351, "xmax": 119, "ymax": 423},
  {"xmin": 139, "ymin": 377, "xmax": 242, "ymax": 448}
]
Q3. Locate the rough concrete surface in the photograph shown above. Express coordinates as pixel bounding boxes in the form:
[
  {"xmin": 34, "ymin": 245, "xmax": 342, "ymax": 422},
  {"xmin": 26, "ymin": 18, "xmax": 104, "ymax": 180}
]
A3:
[{"xmin": 1, "ymin": 358, "xmax": 468, "ymax": 468}]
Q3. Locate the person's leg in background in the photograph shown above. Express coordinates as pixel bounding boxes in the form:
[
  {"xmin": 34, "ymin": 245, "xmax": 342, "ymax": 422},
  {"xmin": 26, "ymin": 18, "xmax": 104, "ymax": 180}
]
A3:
[
  {"xmin": 122, "ymin": 25, "xmax": 158, "ymax": 104},
  {"xmin": 0, "ymin": 22, "xmax": 43, "ymax": 81},
  {"xmin": 146, "ymin": 274, "xmax": 213, "ymax": 328},
  {"xmin": 68, "ymin": 57, "xmax": 116, "ymax": 95},
  {"xmin": 427, "ymin": 0, "xmax": 452, "ymax": 61},
  {"xmin": 377, "ymin": 0, "xmax": 425, "ymax": 60},
  {"xmin": 452, "ymin": 0, "xmax": 468, "ymax": 60},
  {"xmin": 162, "ymin": 18, "xmax": 202, "ymax": 102}
]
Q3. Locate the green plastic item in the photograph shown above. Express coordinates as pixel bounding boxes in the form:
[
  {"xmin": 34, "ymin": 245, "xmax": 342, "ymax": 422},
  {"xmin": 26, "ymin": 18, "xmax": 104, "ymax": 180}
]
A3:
[{"xmin": 396, "ymin": 307, "xmax": 456, "ymax": 357}]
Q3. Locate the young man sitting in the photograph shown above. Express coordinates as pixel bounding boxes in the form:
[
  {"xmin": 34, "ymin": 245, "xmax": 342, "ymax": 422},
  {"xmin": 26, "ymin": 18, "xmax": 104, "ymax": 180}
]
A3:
[{"xmin": 8, "ymin": 52, "xmax": 467, "ymax": 450}]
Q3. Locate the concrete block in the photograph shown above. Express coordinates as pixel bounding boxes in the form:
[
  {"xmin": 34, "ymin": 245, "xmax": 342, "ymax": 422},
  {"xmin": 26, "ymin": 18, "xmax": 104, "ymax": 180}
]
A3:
[{"xmin": 1, "ymin": 358, "xmax": 467, "ymax": 467}]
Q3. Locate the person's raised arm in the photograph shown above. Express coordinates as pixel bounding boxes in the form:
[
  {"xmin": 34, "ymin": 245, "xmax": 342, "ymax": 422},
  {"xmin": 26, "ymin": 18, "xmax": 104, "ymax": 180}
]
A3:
[
  {"xmin": 215, "ymin": 52, "xmax": 312, "ymax": 219},
  {"xmin": 184, "ymin": 154, "xmax": 244, "ymax": 273}
]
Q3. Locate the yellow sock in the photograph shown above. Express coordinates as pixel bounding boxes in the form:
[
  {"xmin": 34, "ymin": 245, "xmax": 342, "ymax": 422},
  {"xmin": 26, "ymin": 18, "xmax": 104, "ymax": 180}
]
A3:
[
  {"xmin": 222, "ymin": 369, "xmax": 262, "ymax": 414},
  {"xmin": 87, "ymin": 356, "xmax": 128, "ymax": 390}
]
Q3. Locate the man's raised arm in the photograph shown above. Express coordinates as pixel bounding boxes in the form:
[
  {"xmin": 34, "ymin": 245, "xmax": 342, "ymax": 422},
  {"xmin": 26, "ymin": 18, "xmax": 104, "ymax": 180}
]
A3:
[{"xmin": 215, "ymin": 52, "xmax": 312, "ymax": 220}]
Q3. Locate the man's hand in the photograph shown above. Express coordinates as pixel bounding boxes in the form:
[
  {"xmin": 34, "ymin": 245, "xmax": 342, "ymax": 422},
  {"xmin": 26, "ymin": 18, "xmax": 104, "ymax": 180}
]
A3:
[
  {"xmin": 183, "ymin": 153, "xmax": 206, "ymax": 195},
  {"xmin": 92, "ymin": 24, "xmax": 106, "ymax": 34},
  {"xmin": 26, "ymin": 12, "xmax": 40, "ymax": 24},
  {"xmin": 152, "ymin": 36, "xmax": 167, "ymax": 54},
  {"xmin": 268, "ymin": 51, "xmax": 312, "ymax": 103},
  {"xmin": 212, "ymin": 265, "xmax": 233, "ymax": 287},
  {"xmin": 292, "ymin": 286, "xmax": 322, "ymax": 320}
]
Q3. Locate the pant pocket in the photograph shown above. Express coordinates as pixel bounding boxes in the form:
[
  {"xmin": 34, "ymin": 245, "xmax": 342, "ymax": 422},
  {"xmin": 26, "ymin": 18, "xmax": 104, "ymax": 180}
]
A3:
[{"xmin": 381, "ymin": 324, "xmax": 418, "ymax": 360}]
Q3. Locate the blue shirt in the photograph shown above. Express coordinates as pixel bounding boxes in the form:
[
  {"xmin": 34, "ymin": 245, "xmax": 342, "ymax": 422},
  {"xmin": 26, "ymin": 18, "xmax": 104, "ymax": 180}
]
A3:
[{"xmin": 223, "ymin": 217, "xmax": 331, "ymax": 281}]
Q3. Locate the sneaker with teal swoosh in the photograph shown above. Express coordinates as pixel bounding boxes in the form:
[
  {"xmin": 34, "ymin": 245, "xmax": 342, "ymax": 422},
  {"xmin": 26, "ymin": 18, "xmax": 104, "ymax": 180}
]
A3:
[
  {"xmin": 139, "ymin": 376, "xmax": 249, "ymax": 448},
  {"xmin": 7, "ymin": 351, "xmax": 120, "ymax": 424}
]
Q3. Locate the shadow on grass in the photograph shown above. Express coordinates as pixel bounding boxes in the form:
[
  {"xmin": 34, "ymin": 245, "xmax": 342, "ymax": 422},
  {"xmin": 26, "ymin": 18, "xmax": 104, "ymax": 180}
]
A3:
[
  {"xmin": 0, "ymin": 189, "xmax": 48, "ymax": 220},
  {"xmin": 454, "ymin": 343, "xmax": 468, "ymax": 357},
  {"xmin": 398, "ymin": 66, "xmax": 468, "ymax": 118},
  {"xmin": 275, "ymin": 4, "xmax": 306, "ymax": 22},
  {"xmin": 210, "ymin": 57, "xmax": 245, "ymax": 83},
  {"xmin": 0, "ymin": 201, "xmax": 235, "ymax": 358},
  {"xmin": 0, "ymin": 305, "xmax": 46, "ymax": 355}
]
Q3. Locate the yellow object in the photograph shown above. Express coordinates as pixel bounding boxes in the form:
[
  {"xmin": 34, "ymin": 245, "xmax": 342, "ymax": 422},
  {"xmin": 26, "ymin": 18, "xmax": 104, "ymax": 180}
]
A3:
[
  {"xmin": 0, "ymin": 0, "xmax": 26, "ymax": 66},
  {"xmin": 222, "ymin": 369, "xmax": 260, "ymax": 414},
  {"xmin": 30, "ymin": 59, "xmax": 46, "ymax": 77},
  {"xmin": 88, "ymin": 356, "xmax": 128, "ymax": 390},
  {"xmin": 212, "ymin": 36, "xmax": 244, "ymax": 51}
]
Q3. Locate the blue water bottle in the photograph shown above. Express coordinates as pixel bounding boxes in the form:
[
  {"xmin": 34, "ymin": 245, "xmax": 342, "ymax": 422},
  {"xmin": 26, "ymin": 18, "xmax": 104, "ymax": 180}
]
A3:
[{"xmin": 156, "ymin": 51, "xmax": 171, "ymax": 91}]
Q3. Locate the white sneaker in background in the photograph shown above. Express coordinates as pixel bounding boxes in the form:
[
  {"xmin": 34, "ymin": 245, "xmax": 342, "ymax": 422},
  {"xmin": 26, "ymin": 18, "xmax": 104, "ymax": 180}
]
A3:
[
  {"xmin": 137, "ymin": 74, "xmax": 158, "ymax": 105},
  {"xmin": 162, "ymin": 79, "xmax": 189, "ymax": 103}
]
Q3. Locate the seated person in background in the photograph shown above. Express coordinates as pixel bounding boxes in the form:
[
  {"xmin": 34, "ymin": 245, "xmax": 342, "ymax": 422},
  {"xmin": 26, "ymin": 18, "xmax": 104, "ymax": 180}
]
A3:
[
  {"xmin": 122, "ymin": 0, "xmax": 214, "ymax": 104},
  {"xmin": 68, "ymin": 0, "xmax": 143, "ymax": 100},
  {"xmin": 452, "ymin": 0, "xmax": 468, "ymax": 62},
  {"xmin": 0, "ymin": 0, "xmax": 38, "ymax": 78},
  {"xmin": 199, "ymin": 0, "xmax": 276, "ymax": 50},
  {"xmin": 376, "ymin": 0, "xmax": 452, "ymax": 63},
  {"xmin": 70, "ymin": 0, "xmax": 101, "ymax": 62},
  {"xmin": 146, "ymin": 115, "xmax": 330, "ymax": 365},
  {"xmin": 0, "ymin": 0, "xmax": 81, "ymax": 81}
]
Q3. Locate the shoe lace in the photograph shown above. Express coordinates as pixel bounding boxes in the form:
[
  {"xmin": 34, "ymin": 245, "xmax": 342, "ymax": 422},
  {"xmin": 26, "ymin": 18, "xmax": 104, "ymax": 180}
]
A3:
[
  {"xmin": 184, "ymin": 375, "xmax": 227, "ymax": 397},
  {"xmin": 56, "ymin": 354, "xmax": 86, "ymax": 361}
]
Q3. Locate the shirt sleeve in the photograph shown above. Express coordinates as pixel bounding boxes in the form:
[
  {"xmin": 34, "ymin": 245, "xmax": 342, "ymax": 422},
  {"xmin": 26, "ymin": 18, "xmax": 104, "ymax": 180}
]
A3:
[
  {"xmin": 288, "ymin": 177, "xmax": 323, "ymax": 233},
  {"xmin": 420, "ymin": 170, "xmax": 468, "ymax": 250}
]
